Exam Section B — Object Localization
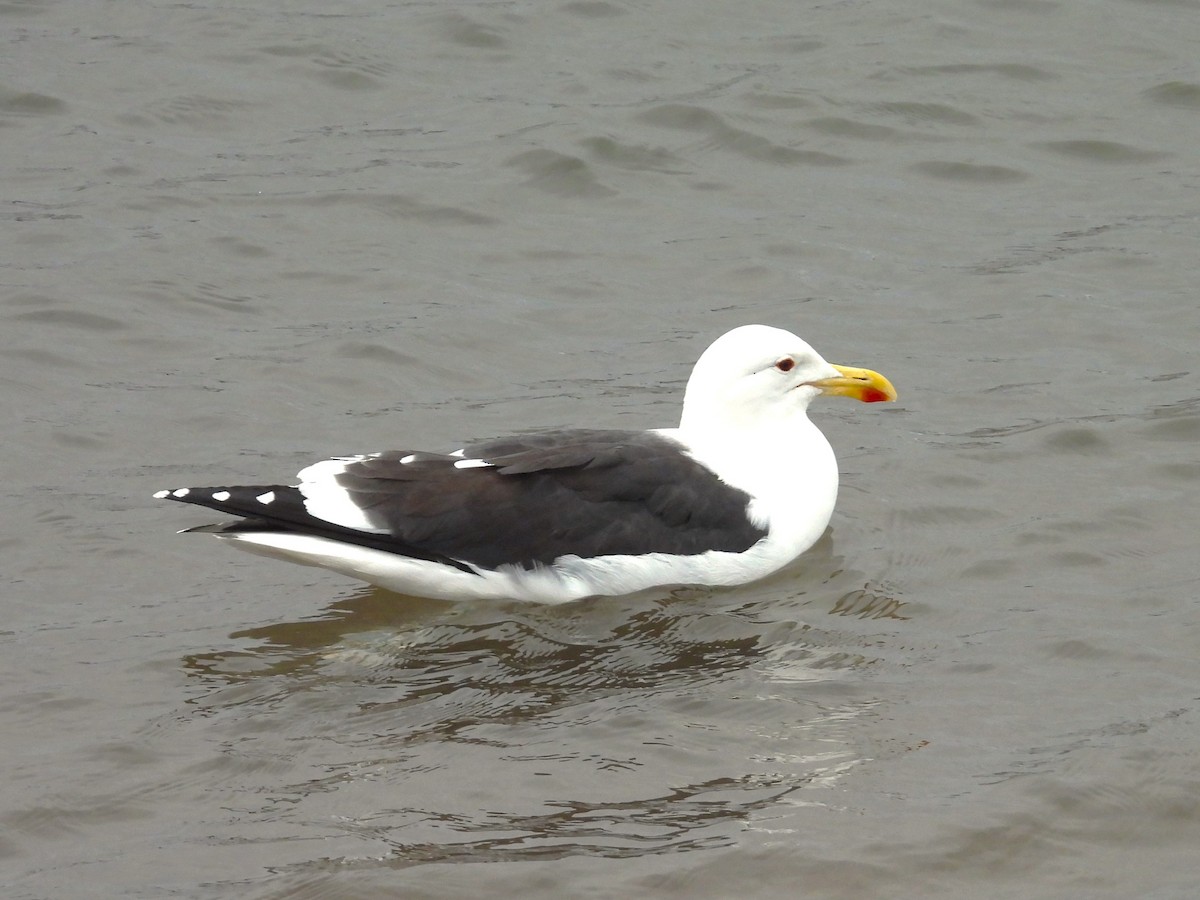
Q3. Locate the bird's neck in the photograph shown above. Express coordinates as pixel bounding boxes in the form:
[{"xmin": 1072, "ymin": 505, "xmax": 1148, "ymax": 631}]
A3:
[
  {"xmin": 673, "ymin": 413, "xmax": 828, "ymax": 481},
  {"xmin": 667, "ymin": 412, "xmax": 839, "ymax": 538}
]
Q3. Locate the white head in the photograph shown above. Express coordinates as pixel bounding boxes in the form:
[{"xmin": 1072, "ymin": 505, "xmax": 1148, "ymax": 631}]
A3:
[{"xmin": 678, "ymin": 324, "xmax": 895, "ymax": 436}]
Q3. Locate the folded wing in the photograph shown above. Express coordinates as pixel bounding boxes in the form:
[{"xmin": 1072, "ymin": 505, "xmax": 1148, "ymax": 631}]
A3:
[{"xmin": 164, "ymin": 429, "xmax": 768, "ymax": 572}]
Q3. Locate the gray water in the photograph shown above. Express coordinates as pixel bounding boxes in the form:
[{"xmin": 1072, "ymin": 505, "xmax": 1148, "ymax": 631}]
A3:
[{"xmin": 4, "ymin": 1, "xmax": 1199, "ymax": 897}]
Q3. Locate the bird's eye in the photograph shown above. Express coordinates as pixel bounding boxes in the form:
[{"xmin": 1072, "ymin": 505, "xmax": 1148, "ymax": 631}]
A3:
[{"xmin": 775, "ymin": 357, "xmax": 795, "ymax": 373}]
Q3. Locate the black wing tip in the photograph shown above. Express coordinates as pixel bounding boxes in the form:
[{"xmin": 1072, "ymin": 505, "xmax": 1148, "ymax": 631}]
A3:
[
  {"xmin": 156, "ymin": 485, "xmax": 480, "ymax": 576},
  {"xmin": 153, "ymin": 484, "xmax": 302, "ymax": 523}
]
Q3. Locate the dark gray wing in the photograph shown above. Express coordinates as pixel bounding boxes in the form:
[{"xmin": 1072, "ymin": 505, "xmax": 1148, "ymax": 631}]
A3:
[
  {"xmin": 329, "ymin": 429, "xmax": 766, "ymax": 569},
  {"xmin": 158, "ymin": 430, "xmax": 767, "ymax": 572}
]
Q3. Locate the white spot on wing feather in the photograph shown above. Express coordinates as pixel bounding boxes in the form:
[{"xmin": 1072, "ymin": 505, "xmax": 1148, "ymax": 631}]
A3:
[
  {"xmin": 153, "ymin": 489, "xmax": 170, "ymax": 499},
  {"xmin": 453, "ymin": 458, "xmax": 493, "ymax": 469},
  {"xmin": 172, "ymin": 488, "xmax": 190, "ymax": 498},
  {"xmin": 213, "ymin": 490, "xmax": 231, "ymax": 501},
  {"xmin": 256, "ymin": 491, "xmax": 276, "ymax": 505}
]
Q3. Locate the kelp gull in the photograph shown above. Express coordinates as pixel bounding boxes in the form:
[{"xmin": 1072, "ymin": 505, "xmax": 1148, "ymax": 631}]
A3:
[{"xmin": 154, "ymin": 324, "xmax": 896, "ymax": 602}]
